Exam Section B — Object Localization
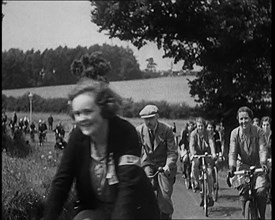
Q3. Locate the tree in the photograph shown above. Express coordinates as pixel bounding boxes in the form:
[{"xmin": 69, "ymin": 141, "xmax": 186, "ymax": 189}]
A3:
[
  {"xmin": 90, "ymin": 0, "xmax": 271, "ymax": 148},
  {"xmin": 71, "ymin": 51, "xmax": 111, "ymax": 83}
]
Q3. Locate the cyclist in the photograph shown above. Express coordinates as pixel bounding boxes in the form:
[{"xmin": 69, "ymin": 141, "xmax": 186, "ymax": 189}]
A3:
[
  {"xmin": 252, "ymin": 117, "xmax": 260, "ymax": 128},
  {"xmin": 189, "ymin": 117, "xmax": 216, "ymax": 207},
  {"xmin": 43, "ymin": 78, "xmax": 159, "ymax": 220},
  {"xmin": 29, "ymin": 121, "xmax": 36, "ymax": 142},
  {"xmin": 23, "ymin": 116, "xmax": 29, "ymax": 133},
  {"xmin": 206, "ymin": 121, "xmax": 225, "ymax": 165},
  {"xmin": 178, "ymin": 120, "xmax": 195, "ymax": 189},
  {"xmin": 260, "ymin": 116, "xmax": 272, "ymax": 204},
  {"xmin": 54, "ymin": 121, "xmax": 65, "ymax": 140},
  {"xmin": 38, "ymin": 119, "xmax": 47, "ymax": 146},
  {"xmin": 18, "ymin": 118, "xmax": 24, "ymax": 130},
  {"xmin": 228, "ymin": 106, "xmax": 268, "ymax": 219},
  {"xmin": 54, "ymin": 122, "xmax": 66, "ymax": 150},
  {"xmin": 136, "ymin": 104, "xmax": 178, "ymax": 219}
]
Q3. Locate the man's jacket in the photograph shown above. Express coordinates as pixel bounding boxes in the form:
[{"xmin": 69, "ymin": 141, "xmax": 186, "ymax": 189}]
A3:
[{"xmin": 136, "ymin": 121, "xmax": 178, "ymax": 171}]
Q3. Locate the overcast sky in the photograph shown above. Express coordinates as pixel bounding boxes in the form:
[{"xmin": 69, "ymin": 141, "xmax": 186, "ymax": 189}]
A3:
[{"xmin": 2, "ymin": 1, "xmax": 187, "ymax": 71}]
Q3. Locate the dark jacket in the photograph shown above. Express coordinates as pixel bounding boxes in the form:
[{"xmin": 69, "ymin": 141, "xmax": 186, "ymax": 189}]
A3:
[{"xmin": 43, "ymin": 116, "xmax": 160, "ymax": 220}]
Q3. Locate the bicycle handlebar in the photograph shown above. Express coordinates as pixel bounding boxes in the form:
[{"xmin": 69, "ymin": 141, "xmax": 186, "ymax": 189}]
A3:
[
  {"xmin": 233, "ymin": 167, "xmax": 265, "ymax": 175},
  {"xmin": 226, "ymin": 166, "xmax": 267, "ymax": 187},
  {"xmin": 147, "ymin": 167, "xmax": 164, "ymax": 179},
  {"xmin": 193, "ymin": 153, "xmax": 213, "ymax": 159}
]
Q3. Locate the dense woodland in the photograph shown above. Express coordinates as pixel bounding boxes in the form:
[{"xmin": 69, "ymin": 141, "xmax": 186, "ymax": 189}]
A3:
[{"xmin": 2, "ymin": 44, "xmax": 146, "ymax": 89}]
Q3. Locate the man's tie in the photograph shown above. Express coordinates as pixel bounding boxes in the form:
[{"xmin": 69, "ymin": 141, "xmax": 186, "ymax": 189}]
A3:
[{"xmin": 149, "ymin": 130, "xmax": 155, "ymax": 149}]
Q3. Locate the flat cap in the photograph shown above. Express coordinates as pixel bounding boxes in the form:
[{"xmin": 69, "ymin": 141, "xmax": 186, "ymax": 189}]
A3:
[{"xmin": 139, "ymin": 105, "xmax": 159, "ymax": 119}]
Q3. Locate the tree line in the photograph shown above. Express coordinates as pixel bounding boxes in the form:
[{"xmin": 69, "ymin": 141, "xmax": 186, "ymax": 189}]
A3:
[{"xmin": 2, "ymin": 44, "xmax": 144, "ymax": 89}]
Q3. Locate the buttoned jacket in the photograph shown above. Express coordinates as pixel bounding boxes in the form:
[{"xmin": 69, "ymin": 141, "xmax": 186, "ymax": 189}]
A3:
[
  {"xmin": 228, "ymin": 125, "xmax": 267, "ymax": 168},
  {"xmin": 136, "ymin": 121, "xmax": 178, "ymax": 170},
  {"xmin": 189, "ymin": 128, "xmax": 216, "ymax": 159}
]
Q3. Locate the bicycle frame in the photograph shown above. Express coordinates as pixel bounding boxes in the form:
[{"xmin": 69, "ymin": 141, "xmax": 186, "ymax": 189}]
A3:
[
  {"xmin": 147, "ymin": 167, "xmax": 164, "ymax": 191},
  {"xmin": 229, "ymin": 166, "xmax": 266, "ymax": 219},
  {"xmin": 193, "ymin": 153, "xmax": 213, "ymax": 217}
]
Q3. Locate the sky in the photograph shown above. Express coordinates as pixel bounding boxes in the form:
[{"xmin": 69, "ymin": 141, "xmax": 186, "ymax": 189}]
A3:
[{"xmin": 2, "ymin": 1, "xmax": 188, "ymax": 71}]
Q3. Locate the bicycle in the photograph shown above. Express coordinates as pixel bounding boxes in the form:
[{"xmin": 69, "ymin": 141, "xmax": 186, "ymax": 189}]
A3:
[
  {"xmin": 267, "ymin": 158, "xmax": 272, "ymax": 205},
  {"xmin": 147, "ymin": 167, "xmax": 164, "ymax": 193},
  {"xmin": 30, "ymin": 127, "xmax": 36, "ymax": 142},
  {"xmin": 226, "ymin": 166, "xmax": 267, "ymax": 219},
  {"xmin": 193, "ymin": 152, "xmax": 214, "ymax": 217},
  {"xmin": 147, "ymin": 167, "xmax": 165, "ymax": 218},
  {"xmin": 54, "ymin": 133, "xmax": 67, "ymax": 151},
  {"xmin": 212, "ymin": 154, "xmax": 225, "ymax": 202},
  {"xmin": 38, "ymin": 130, "xmax": 47, "ymax": 146},
  {"xmin": 180, "ymin": 149, "xmax": 192, "ymax": 190}
]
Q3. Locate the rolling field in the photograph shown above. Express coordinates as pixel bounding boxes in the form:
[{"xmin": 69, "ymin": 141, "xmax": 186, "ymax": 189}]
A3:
[{"xmin": 2, "ymin": 76, "xmax": 197, "ymax": 107}]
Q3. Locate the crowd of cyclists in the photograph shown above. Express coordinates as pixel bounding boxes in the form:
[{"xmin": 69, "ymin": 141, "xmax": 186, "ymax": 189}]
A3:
[
  {"xmin": 2, "ymin": 108, "xmax": 272, "ymax": 219},
  {"xmin": 2, "ymin": 111, "xmax": 67, "ymax": 150},
  {"xmin": 177, "ymin": 118, "xmax": 225, "ymax": 207}
]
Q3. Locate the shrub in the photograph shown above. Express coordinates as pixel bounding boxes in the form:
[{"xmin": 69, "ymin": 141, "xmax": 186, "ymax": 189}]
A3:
[
  {"xmin": 2, "ymin": 94, "xmax": 200, "ymax": 119},
  {"xmin": 2, "ymin": 145, "xmax": 75, "ymax": 220},
  {"xmin": 2, "ymin": 130, "xmax": 33, "ymax": 158}
]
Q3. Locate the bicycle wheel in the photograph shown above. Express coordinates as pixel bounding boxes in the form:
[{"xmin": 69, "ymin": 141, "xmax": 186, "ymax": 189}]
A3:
[
  {"xmin": 213, "ymin": 166, "xmax": 219, "ymax": 202},
  {"xmin": 244, "ymin": 200, "xmax": 257, "ymax": 220},
  {"xmin": 203, "ymin": 176, "xmax": 208, "ymax": 217}
]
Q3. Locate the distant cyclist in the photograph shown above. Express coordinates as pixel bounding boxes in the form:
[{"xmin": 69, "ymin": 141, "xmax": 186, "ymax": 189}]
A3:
[
  {"xmin": 189, "ymin": 117, "xmax": 216, "ymax": 207},
  {"xmin": 178, "ymin": 120, "xmax": 195, "ymax": 189},
  {"xmin": 54, "ymin": 121, "xmax": 65, "ymax": 140},
  {"xmin": 38, "ymin": 120, "xmax": 47, "ymax": 146},
  {"xmin": 206, "ymin": 120, "xmax": 225, "ymax": 166}
]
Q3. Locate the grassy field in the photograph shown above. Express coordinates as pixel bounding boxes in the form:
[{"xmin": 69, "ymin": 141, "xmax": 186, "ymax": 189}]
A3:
[{"xmin": 2, "ymin": 76, "xmax": 197, "ymax": 107}]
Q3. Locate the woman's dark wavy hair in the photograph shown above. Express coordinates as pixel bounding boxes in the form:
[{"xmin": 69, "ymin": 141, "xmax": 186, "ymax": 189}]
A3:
[{"xmin": 68, "ymin": 77, "xmax": 122, "ymax": 119}]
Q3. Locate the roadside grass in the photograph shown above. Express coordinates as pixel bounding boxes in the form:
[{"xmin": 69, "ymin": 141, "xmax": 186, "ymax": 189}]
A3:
[{"xmin": 2, "ymin": 128, "xmax": 76, "ymax": 220}]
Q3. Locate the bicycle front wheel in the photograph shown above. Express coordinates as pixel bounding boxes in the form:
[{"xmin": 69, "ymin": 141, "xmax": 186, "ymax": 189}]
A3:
[
  {"xmin": 244, "ymin": 200, "xmax": 257, "ymax": 220},
  {"xmin": 203, "ymin": 177, "xmax": 208, "ymax": 217},
  {"xmin": 213, "ymin": 166, "xmax": 219, "ymax": 202}
]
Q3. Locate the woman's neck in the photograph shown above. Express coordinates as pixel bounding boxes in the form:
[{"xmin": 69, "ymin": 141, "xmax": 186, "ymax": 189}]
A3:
[{"xmin": 91, "ymin": 120, "xmax": 108, "ymax": 145}]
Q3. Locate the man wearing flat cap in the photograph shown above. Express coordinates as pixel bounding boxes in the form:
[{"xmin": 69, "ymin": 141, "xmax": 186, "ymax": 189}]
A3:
[{"xmin": 136, "ymin": 104, "xmax": 178, "ymax": 219}]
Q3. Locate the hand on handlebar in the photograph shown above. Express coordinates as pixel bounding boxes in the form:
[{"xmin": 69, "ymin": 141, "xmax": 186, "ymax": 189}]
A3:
[
  {"xmin": 261, "ymin": 165, "xmax": 269, "ymax": 174},
  {"xmin": 212, "ymin": 154, "xmax": 218, "ymax": 160},
  {"xmin": 162, "ymin": 165, "xmax": 170, "ymax": 176}
]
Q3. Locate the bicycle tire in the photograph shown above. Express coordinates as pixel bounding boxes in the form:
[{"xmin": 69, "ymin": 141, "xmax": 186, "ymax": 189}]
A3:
[
  {"xmin": 213, "ymin": 166, "xmax": 219, "ymax": 202},
  {"xmin": 244, "ymin": 200, "xmax": 258, "ymax": 220},
  {"xmin": 203, "ymin": 175, "xmax": 208, "ymax": 217}
]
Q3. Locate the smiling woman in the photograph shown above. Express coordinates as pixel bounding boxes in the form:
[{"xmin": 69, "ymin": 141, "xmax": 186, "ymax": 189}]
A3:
[{"xmin": 43, "ymin": 77, "xmax": 160, "ymax": 220}]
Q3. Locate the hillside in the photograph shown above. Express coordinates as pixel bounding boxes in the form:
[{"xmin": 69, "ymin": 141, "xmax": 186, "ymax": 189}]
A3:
[{"xmin": 2, "ymin": 76, "xmax": 197, "ymax": 107}]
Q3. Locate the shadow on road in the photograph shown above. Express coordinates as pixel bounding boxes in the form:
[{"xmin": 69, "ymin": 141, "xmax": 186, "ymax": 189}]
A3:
[
  {"xmin": 210, "ymin": 206, "xmax": 242, "ymax": 218},
  {"xmin": 218, "ymin": 194, "xmax": 239, "ymax": 202}
]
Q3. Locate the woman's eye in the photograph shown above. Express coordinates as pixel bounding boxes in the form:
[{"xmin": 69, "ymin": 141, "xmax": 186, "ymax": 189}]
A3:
[{"xmin": 83, "ymin": 109, "xmax": 93, "ymax": 114}]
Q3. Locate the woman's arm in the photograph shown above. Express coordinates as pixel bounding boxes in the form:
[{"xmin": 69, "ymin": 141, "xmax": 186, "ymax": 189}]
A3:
[{"xmin": 43, "ymin": 132, "xmax": 78, "ymax": 220}]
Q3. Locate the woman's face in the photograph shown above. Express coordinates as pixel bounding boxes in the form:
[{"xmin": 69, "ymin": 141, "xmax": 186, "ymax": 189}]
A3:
[
  {"xmin": 206, "ymin": 124, "xmax": 214, "ymax": 134},
  {"xmin": 71, "ymin": 92, "xmax": 105, "ymax": 136},
  {"xmin": 238, "ymin": 111, "xmax": 251, "ymax": 131},
  {"xmin": 262, "ymin": 121, "xmax": 271, "ymax": 133},
  {"xmin": 188, "ymin": 123, "xmax": 194, "ymax": 131},
  {"xmin": 196, "ymin": 121, "xmax": 205, "ymax": 133}
]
